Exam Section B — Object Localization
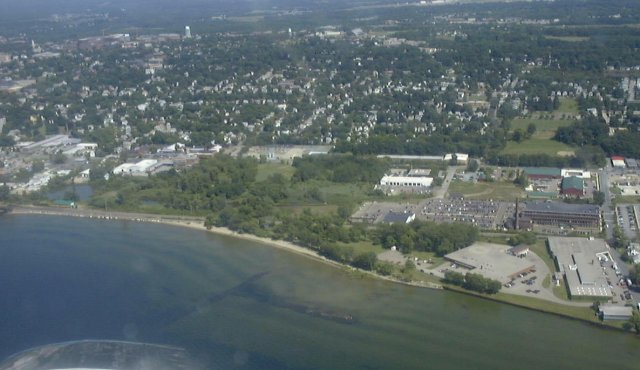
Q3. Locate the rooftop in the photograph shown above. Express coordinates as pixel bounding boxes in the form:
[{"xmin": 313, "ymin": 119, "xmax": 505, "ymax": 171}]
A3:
[
  {"xmin": 523, "ymin": 167, "xmax": 561, "ymax": 177},
  {"xmin": 561, "ymin": 176, "xmax": 584, "ymax": 191},
  {"xmin": 548, "ymin": 237, "xmax": 611, "ymax": 298},
  {"xmin": 382, "ymin": 211, "xmax": 415, "ymax": 224},
  {"xmin": 523, "ymin": 201, "xmax": 599, "ymax": 215},
  {"xmin": 445, "ymin": 242, "xmax": 535, "ymax": 283},
  {"xmin": 599, "ymin": 304, "xmax": 633, "ymax": 319}
]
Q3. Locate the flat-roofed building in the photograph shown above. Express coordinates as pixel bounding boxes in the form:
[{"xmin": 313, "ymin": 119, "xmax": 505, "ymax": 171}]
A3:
[
  {"xmin": 561, "ymin": 169, "xmax": 591, "ymax": 179},
  {"xmin": 612, "ymin": 156, "xmax": 626, "ymax": 168},
  {"xmin": 508, "ymin": 245, "xmax": 530, "ymax": 257},
  {"xmin": 112, "ymin": 159, "xmax": 158, "ymax": 176},
  {"xmin": 407, "ymin": 168, "xmax": 431, "ymax": 177},
  {"xmin": 561, "ymin": 176, "xmax": 585, "ymax": 197},
  {"xmin": 444, "ymin": 242, "xmax": 535, "ymax": 283},
  {"xmin": 548, "ymin": 237, "xmax": 612, "ymax": 299},
  {"xmin": 524, "ymin": 167, "xmax": 561, "ymax": 180},
  {"xmin": 625, "ymin": 158, "xmax": 638, "ymax": 168},
  {"xmin": 382, "ymin": 211, "xmax": 416, "ymax": 224},
  {"xmin": 443, "ymin": 153, "xmax": 468, "ymax": 164},
  {"xmin": 380, "ymin": 175, "xmax": 433, "ymax": 188},
  {"xmin": 599, "ymin": 304, "xmax": 633, "ymax": 320},
  {"xmin": 518, "ymin": 201, "xmax": 600, "ymax": 230}
]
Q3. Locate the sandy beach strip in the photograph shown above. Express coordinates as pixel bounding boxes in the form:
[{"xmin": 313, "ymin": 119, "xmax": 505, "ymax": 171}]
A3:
[{"xmin": 8, "ymin": 205, "xmax": 441, "ymax": 289}]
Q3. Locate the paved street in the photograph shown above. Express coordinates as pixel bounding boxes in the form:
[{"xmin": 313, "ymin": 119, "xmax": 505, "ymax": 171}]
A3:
[{"xmin": 433, "ymin": 165, "xmax": 459, "ymax": 199}]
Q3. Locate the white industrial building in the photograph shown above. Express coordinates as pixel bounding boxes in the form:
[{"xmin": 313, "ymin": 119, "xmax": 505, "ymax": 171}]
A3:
[
  {"xmin": 63, "ymin": 142, "xmax": 98, "ymax": 157},
  {"xmin": 561, "ymin": 169, "xmax": 591, "ymax": 179},
  {"xmin": 611, "ymin": 156, "xmax": 626, "ymax": 168},
  {"xmin": 443, "ymin": 153, "xmax": 469, "ymax": 164},
  {"xmin": 113, "ymin": 159, "xmax": 158, "ymax": 176},
  {"xmin": 380, "ymin": 175, "xmax": 433, "ymax": 188}
]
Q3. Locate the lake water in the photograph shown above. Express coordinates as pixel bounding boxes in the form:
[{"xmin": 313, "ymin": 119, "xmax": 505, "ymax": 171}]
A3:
[{"xmin": 1, "ymin": 215, "xmax": 639, "ymax": 369}]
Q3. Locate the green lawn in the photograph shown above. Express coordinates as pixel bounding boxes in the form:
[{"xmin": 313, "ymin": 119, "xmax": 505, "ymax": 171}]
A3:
[
  {"xmin": 407, "ymin": 251, "xmax": 444, "ymax": 266},
  {"xmin": 504, "ymin": 98, "xmax": 579, "ymax": 155},
  {"xmin": 542, "ymin": 274, "xmax": 551, "ymax": 288},
  {"xmin": 529, "ymin": 240, "xmax": 556, "ymax": 273},
  {"xmin": 556, "ymin": 97, "xmax": 579, "ymax": 114},
  {"xmin": 448, "ymin": 180, "xmax": 525, "ymax": 200},
  {"xmin": 613, "ymin": 195, "xmax": 640, "ymax": 205},
  {"xmin": 553, "ymin": 282, "xmax": 571, "ymax": 301},
  {"xmin": 501, "ymin": 138, "xmax": 575, "ymax": 156},
  {"xmin": 511, "ymin": 117, "xmax": 574, "ymax": 139},
  {"xmin": 445, "ymin": 285, "xmax": 600, "ymax": 323},
  {"xmin": 337, "ymin": 240, "xmax": 385, "ymax": 255},
  {"xmin": 492, "ymin": 291, "xmax": 597, "ymax": 322}
]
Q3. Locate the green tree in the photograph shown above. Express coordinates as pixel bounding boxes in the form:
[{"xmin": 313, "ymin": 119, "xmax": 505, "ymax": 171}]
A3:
[
  {"xmin": 629, "ymin": 265, "xmax": 640, "ymax": 285},
  {"xmin": 444, "ymin": 270, "xmax": 465, "ymax": 285},
  {"xmin": 514, "ymin": 170, "xmax": 529, "ymax": 188},
  {"xmin": 352, "ymin": 251, "xmax": 377, "ymax": 271},
  {"xmin": 0, "ymin": 135, "xmax": 15, "ymax": 147},
  {"xmin": 31, "ymin": 160, "xmax": 45, "ymax": 173},
  {"xmin": 467, "ymin": 159, "xmax": 479, "ymax": 172},
  {"xmin": 375, "ymin": 261, "xmax": 394, "ymax": 276},
  {"xmin": 0, "ymin": 184, "xmax": 10, "ymax": 201},
  {"xmin": 625, "ymin": 311, "xmax": 640, "ymax": 334},
  {"xmin": 508, "ymin": 231, "xmax": 537, "ymax": 246},
  {"xmin": 51, "ymin": 150, "xmax": 66, "ymax": 164},
  {"xmin": 526, "ymin": 123, "xmax": 537, "ymax": 138},
  {"xmin": 593, "ymin": 191, "xmax": 605, "ymax": 206},
  {"xmin": 404, "ymin": 259, "xmax": 416, "ymax": 272}
]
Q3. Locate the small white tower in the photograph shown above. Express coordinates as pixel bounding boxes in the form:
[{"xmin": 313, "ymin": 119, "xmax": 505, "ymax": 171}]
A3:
[{"xmin": 185, "ymin": 26, "xmax": 192, "ymax": 38}]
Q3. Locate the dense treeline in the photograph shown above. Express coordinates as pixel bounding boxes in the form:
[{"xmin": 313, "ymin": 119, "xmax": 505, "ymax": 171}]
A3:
[
  {"xmin": 444, "ymin": 271, "xmax": 502, "ymax": 295},
  {"xmin": 87, "ymin": 154, "xmax": 452, "ymax": 275},
  {"xmin": 291, "ymin": 155, "xmax": 389, "ymax": 183},
  {"xmin": 555, "ymin": 116, "xmax": 640, "ymax": 158},
  {"xmin": 334, "ymin": 130, "xmax": 507, "ymax": 158},
  {"xmin": 374, "ymin": 220, "xmax": 478, "ymax": 256}
]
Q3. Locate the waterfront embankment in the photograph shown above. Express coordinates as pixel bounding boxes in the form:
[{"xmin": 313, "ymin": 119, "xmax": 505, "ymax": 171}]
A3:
[{"xmin": 8, "ymin": 205, "xmax": 442, "ymax": 290}]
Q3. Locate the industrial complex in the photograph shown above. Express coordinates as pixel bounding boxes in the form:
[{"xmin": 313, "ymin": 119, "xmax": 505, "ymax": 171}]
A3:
[
  {"xmin": 517, "ymin": 201, "xmax": 601, "ymax": 231},
  {"xmin": 548, "ymin": 237, "xmax": 613, "ymax": 299},
  {"xmin": 444, "ymin": 242, "xmax": 536, "ymax": 283}
]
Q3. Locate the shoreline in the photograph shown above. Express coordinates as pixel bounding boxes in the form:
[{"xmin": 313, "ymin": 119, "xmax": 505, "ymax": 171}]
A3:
[
  {"xmin": 5, "ymin": 205, "xmax": 635, "ymax": 332},
  {"xmin": 7, "ymin": 205, "xmax": 442, "ymax": 290}
]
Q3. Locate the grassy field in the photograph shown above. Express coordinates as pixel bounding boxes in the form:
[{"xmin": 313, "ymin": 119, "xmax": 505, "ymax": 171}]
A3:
[
  {"xmin": 510, "ymin": 117, "xmax": 574, "ymax": 139},
  {"xmin": 447, "ymin": 180, "xmax": 525, "ymax": 200},
  {"xmin": 336, "ymin": 240, "xmax": 385, "ymax": 255},
  {"xmin": 529, "ymin": 240, "xmax": 556, "ymax": 272},
  {"xmin": 445, "ymin": 285, "xmax": 600, "ymax": 323},
  {"xmin": 542, "ymin": 274, "xmax": 551, "ymax": 288},
  {"xmin": 614, "ymin": 195, "xmax": 640, "ymax": 205},
  {"xmin": 502, "ymin": 97, "xmax": 578, "ymax": 155},
  {"xmin": 501, "ymin": 138, "xmax": 575, "ymax": 156},
  {"xmin": 556, "ymin": 97, "xmax": 579, "ymax": 114},
  {"xmin": 553, "ymin": 282, "xmax": 571, "ymax": 301}
]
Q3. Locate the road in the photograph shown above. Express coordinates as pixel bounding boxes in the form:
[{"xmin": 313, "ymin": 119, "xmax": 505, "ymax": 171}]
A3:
[
  {"xmin": 432, "ymin": 165, "xmax": 459, "ymax": 199},
  {"xmin": 598, "ymin": 165, "xmax": 640, "ymax": 304},
  {"xmin": 598, "ymin": 164, "xmax": 614, "ymax": 240}
]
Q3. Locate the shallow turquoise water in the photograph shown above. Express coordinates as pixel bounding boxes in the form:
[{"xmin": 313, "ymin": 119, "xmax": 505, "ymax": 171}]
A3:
[{"xmin": 1, "ymin": 214, "xmax": 639, "ymax": 369}]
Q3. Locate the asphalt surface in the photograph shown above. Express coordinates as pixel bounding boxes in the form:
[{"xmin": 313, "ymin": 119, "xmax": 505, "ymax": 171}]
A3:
[{"xmin": 598, "ymin": 164, "xmax": 640, "ymax": 304}]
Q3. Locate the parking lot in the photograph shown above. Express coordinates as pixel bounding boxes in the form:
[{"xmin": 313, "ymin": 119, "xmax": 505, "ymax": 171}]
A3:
[
  {"xmin": 598, "ymin": 251, "xmax": 634, "ymax": 304},
  {"xmin": 418, "ymin": 198, "xmax": 514, "ymax": 230},
  {"xmin": 616, "ymin": 204, "xmax": 639, "ymax": 239}
]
